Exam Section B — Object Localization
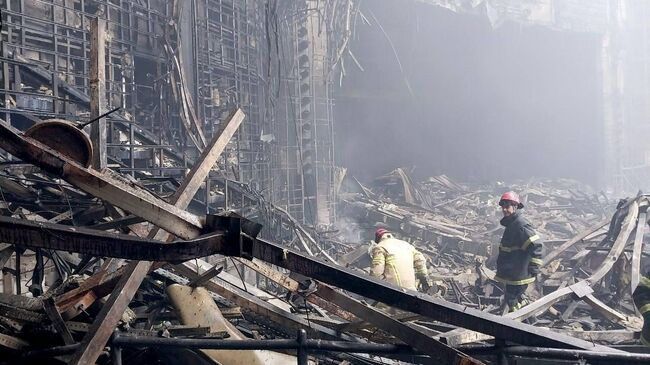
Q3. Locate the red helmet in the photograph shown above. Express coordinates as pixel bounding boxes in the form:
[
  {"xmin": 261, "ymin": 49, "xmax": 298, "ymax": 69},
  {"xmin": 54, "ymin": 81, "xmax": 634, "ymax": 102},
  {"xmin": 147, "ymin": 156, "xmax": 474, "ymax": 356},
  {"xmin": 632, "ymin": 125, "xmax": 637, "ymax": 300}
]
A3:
[
  {"xmin": 499, "ymin": 191, "xmax": 524, "ymax": 209},
  {"xmin": 375, "ymin": 228, "xmax": 389, "ymax": 243}
]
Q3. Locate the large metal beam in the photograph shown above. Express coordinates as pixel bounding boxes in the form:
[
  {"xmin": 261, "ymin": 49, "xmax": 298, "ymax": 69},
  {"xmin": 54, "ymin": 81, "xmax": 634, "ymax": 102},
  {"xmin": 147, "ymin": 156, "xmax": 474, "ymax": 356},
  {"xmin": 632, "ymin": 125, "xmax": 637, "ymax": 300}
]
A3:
[
  {"xmin": 242, "ymin": 237, "xmax": 618, "ymax": 352},
  {"xmin": 0, "ymin": 121, "xmax": 203, "ymax": 240},
  {"xmin": 0, "ymin": 215, "xmax": 228, "ymax": 261},
  {"xmin": 234, "ymin": 258, "xmax": 481, "ymax": 364},
  {"xmin": 315, "ymin": 284, "xmax": 482, "ymax": 365}
]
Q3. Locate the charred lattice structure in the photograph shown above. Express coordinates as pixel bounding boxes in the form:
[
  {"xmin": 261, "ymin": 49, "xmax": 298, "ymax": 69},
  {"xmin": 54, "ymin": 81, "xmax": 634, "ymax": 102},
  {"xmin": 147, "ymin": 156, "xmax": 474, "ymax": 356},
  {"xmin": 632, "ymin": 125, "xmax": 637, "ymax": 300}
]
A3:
[{"xmin": 0, "ymin": 0, "xmax": 344, "ymax": 227}]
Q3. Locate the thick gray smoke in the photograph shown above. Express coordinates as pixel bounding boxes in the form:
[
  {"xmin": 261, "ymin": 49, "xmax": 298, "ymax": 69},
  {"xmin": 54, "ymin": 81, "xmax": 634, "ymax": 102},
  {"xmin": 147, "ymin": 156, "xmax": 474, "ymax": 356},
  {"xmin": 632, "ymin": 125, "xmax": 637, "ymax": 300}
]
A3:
[{"xmin": 334, "ymin": 1, "xmax": 603, "ymax": 186}]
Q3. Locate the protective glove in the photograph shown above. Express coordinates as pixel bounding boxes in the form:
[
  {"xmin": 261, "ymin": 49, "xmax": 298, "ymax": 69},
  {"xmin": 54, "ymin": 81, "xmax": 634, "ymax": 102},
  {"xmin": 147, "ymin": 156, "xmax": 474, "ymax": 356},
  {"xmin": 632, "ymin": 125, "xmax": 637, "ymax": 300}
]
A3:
[
  {"xmin": 528, "ymin": 263, "xmax": 540, "ymax": 277},
  {"xmin": 417, "ymin": 274, "xmax": 431, "ymax": 293}
]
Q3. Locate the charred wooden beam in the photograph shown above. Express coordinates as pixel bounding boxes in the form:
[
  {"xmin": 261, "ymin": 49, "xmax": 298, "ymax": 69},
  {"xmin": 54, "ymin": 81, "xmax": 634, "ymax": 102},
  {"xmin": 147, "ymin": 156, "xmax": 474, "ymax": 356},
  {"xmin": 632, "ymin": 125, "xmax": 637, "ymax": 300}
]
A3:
[{"xmin": 542, "ymin": 218, "xmax": 610, "ymax": 266}]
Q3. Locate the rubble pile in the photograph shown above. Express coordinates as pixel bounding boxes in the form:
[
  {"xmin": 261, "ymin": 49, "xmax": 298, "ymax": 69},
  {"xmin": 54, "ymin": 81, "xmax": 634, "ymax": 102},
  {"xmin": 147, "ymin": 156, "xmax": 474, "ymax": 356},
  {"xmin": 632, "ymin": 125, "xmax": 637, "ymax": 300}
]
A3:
[
  {"xmin": 0, "ymin": 116, "xmax": 647, "ymax": 365},
  {"xmin": 336, "ymin": 168, "xmax": 647, "ymax": 342}
]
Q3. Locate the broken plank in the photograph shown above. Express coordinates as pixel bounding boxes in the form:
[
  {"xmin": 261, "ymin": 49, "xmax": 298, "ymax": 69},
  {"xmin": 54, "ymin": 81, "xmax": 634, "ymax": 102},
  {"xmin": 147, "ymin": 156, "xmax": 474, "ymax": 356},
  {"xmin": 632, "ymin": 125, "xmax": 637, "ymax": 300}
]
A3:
[
  {"xmin": 42, "ymin": 297, "xmax": 74, "ymax": 345},
  {"xmin": 583, "ymin": 293, "xmax": 632, "ymax": 328},
  {"xmin": 543, "ymin": 218, "xmax": 610, "ymax": 266},
  {"xmin": 67, "ymin": 260, "xmax": 150, "ymax": 365},
  {"xmin": 589, "ymin": 200, "xmax": 639, "ymax": 283}
]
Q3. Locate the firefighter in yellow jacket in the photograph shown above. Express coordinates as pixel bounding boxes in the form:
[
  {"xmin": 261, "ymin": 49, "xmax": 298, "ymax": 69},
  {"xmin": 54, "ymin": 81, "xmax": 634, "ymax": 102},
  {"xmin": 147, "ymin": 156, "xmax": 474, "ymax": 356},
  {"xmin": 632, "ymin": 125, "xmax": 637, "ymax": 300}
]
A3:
[{"xmin": 370, "ymin": 228, "xmax": 430, "ymax": 292}]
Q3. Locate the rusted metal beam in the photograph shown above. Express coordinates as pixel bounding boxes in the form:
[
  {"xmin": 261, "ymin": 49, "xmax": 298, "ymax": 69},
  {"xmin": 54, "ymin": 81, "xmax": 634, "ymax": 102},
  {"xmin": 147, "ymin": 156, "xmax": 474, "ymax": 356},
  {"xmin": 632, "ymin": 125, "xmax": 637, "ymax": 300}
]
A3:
[
  {"xmin": 0, "ymin": 121, "xmax": 203, "ymax": 240},
  {"xmin": 242, "ymin": 237, "xmax": 617, "ymax": 352},
  {"xmin": 42, "ymin": 297, "xmax": 74, "ymax": 345},
  {"xmin": 0, "ymin": 215, "xmax": 227, "ymax": 261}
]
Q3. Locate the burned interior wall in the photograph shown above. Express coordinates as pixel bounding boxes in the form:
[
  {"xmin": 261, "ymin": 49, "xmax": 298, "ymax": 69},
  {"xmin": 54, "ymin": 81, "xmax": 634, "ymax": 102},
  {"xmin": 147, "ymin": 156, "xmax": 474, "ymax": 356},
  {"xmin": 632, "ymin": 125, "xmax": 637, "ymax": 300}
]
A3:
[
  {"xmin": 603, "ymin": 0, "xmax": 650, "ymax": 194},
  {"xmin": 268, "ymin": 1, "xmax": 344, "ymax": 227},
  {"xmin": 334, "ymin": 0, "xmax": 605, "ymax": 186},
  {"xmin": 0, "ymin": 0, "xmax": 348, "ymax": 227}
]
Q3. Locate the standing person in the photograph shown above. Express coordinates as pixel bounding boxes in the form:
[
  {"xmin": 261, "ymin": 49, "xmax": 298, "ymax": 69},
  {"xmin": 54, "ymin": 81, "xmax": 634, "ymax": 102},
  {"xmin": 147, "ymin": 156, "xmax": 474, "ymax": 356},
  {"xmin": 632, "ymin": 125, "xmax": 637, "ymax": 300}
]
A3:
[
  {"xmin": 369, "ymin": 228, "xmax": 430, "ymax": 292},
  {"xmin": 495, "ymin": 191, "xmax": 543, "ymax": 312}
]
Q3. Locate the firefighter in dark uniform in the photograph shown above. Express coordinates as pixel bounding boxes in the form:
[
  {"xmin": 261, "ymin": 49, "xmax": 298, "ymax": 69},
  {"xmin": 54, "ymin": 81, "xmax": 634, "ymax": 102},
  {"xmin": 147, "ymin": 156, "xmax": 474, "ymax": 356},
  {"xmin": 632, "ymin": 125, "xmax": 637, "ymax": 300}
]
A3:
[
  {"xmin": 633, "ymin": 265, "xmax": 650, "ymax": 346},
  {"xmin": 496, "ymin": 191, "xmax": 543, "ymax": 312}
]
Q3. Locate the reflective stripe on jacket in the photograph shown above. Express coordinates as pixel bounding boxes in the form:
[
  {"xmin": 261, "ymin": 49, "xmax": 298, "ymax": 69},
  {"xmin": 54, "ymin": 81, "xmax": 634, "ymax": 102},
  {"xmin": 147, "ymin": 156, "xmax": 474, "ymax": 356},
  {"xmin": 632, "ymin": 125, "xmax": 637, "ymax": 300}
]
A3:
[
  {"xmin": 495, "ymin": 211, "xmax": 543, "ymax": 285},
  {"xmin": 370, "ymin": 235, "xmax": 427, "ymax": 290}
]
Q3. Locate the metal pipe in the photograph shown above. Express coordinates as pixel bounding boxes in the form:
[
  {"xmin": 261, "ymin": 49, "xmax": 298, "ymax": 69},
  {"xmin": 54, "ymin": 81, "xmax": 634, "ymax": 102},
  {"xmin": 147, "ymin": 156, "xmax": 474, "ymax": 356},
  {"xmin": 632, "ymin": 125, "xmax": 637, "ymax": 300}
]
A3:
[
  {"xmin": 461, "ymin": 344, "xmax": 650, "ymax": 364},
  {"xmin": 21, "ymin": 343, "xmax": 81, "ymax": 358},
  {"xmin": 494, "ymin": 339, "xmax": 508, "ymax": 365},
  {"xmin": 77, "ymin": 107, "xmax": 121, "ymax": 128},
  {"xmin": 22, "ymin": 337, "xmax": 643, "ymax": 364},
  {"xmin": 297, "ymin": 329, "xmax": 308, "ymax": 365},
  {"xmin": 112, "ymin": 345, "xmax": 122, "ymax": 365},
  {"xmin": 111, "ymin": 333, "xmax": 417, "ymax": 354},
  {"xmin": 502, "ymin": 346, "xmax": 650, "ymax": 363}
]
